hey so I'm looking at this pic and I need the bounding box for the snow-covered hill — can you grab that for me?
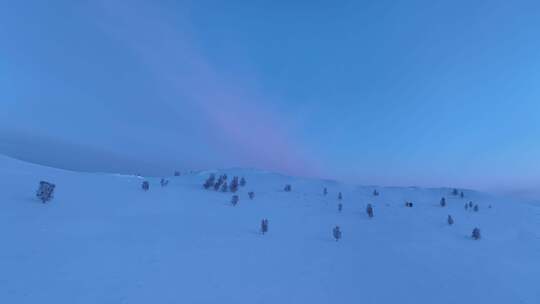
[1,155,538,303]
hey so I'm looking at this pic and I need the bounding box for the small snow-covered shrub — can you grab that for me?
[203,174,216,189]
[473,204,479,212]
[338,192,343,200]
[248,192,255,200]
[36,181,55,203]
[230,176,239,193]
[440,197,446,207]
[472,227,481,240]
[174,171,180,176]
[261,219,268,234]
[231,195,239,206]
[338,203,343,212]
[333,226,342,241]
[284,184,292,192]
[240,177,246,187]
[160,178,169,187]
[373,189,379,196]
[214,177,223,191]
[366,204,374,218]
[323,187,328,196]
[142,181,150,191]
[447,215,454,225]
[221,182,228,192]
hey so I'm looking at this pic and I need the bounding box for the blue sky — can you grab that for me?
[1,0,539,192]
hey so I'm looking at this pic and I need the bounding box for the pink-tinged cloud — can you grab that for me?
[93,0,320,177]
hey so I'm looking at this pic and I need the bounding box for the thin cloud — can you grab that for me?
[93,0,319,177]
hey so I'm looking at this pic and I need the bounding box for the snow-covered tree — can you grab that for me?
[464,203,469,210]
[338,192,343,200]
[472,227,481,240]
[248,191,255,200]
[366,204,374,218]
[447,215,454,225]
[213,180,222,191]
[221,182,228,192]
[333,226,342,241]
[160,178,169,187]
[460,191,464,198]
[174,171,180,176]
[142,181,150,191]
[240,177,246,187]
[323,187,328,196]
[440,197,446,207]
[203,174,216,189]
[261,219,268,234]
[284,184,292,192]
[473,204,479,212]
[452,188,459,196]
[338,203,343,212]
[405,202,413,207]
[373,189,379,196]
[36,181,55,203]
[230,176,239,193]
[231,195,239,206]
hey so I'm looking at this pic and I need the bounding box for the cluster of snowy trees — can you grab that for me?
[138,178,169,191]
[443,199,482,239]
[452,188,465,198]
[443,197,483,239]
[464,201,479,212]
[203,174,247,193]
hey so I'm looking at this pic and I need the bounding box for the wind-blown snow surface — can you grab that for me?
[1,155,539,304]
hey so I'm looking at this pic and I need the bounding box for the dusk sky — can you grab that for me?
[1,0,539,192]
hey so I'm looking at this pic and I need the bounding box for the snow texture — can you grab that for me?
[0,155,539,303]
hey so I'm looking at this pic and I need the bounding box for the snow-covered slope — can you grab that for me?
[1,155,538,303]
